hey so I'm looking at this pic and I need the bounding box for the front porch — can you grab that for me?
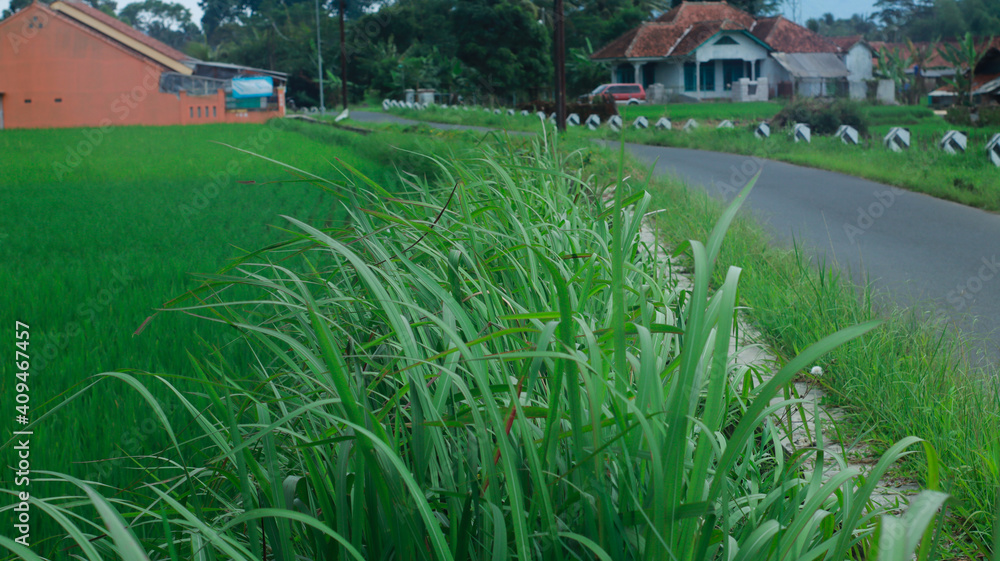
[611,57,768,100]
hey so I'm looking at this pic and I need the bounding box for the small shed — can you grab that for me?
[770,52,849,97]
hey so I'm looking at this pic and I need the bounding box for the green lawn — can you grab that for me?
[0,120,469,552]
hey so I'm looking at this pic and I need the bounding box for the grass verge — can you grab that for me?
[381,102,1000,210]
[637,155,1000,556]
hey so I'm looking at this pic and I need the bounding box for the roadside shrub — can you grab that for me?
[944,105,1000,127]
[771,98,870,135]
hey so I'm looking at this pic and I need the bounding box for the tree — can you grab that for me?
[1,0,31,20]
[876,44,913,102]
[941,31,993,105]
[567,38,609,96]
[83,0,119,16]
[453,0,552,100]
[805,13,878,38]
[119,0,202,49]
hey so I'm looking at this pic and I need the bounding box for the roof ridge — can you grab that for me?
[666,25,693,57]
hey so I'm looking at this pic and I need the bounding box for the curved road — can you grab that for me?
[352,111,1000,363]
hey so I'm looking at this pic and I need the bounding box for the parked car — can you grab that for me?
[580,83,646,105]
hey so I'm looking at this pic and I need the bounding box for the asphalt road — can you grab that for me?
[352,110,1000,363]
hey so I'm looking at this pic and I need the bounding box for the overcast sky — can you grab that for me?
[2,0,881,36]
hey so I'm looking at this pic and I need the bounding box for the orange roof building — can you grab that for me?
[0,1,287,129]
[592,1,870,99]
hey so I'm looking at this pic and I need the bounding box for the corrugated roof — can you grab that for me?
[974,74,1000,94]
[752,16,840,53]
[56,0,192,64]
[771,52,850,78]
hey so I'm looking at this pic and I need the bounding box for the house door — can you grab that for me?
[0,94,5,130]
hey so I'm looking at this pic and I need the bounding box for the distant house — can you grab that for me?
[828,36,874,100]
[591,1,868,100]
[874,38,1000,105]
[972,39,1000,103]
[0,1,287,129]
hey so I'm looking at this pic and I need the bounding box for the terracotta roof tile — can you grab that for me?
[752,16,840,53]
[828,35,863,50]
[627,24,689,58]
[655,1,754,28]
[58,0,192,63]
[592,26,641,59]
[593,1,838,61]
[670,20,747,56]
[869,41,953,69]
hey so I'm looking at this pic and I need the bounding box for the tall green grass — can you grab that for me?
[2,133,949,559]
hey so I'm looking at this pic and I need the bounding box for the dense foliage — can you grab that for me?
[4,0,999,106]
[944,105,1000,126]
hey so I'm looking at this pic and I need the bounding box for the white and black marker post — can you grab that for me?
[793,123,811,143]
[884,127,911,152]
[940,130,968,154]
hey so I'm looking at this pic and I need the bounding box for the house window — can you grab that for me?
[700,62,715,91]
[190,107,194,118]
[24,99,31,103]
[714,35,739,45]
[213,106,217,118]
[684,62,696,91]
[723,60,745,90]
[55,98,62,103]
[198,107,202,118]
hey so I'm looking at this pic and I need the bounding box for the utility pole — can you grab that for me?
[316,0,324,114]
[554,0,566,131]
[340,0,348,109]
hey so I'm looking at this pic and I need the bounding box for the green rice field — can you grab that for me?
[0,120,466,552]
